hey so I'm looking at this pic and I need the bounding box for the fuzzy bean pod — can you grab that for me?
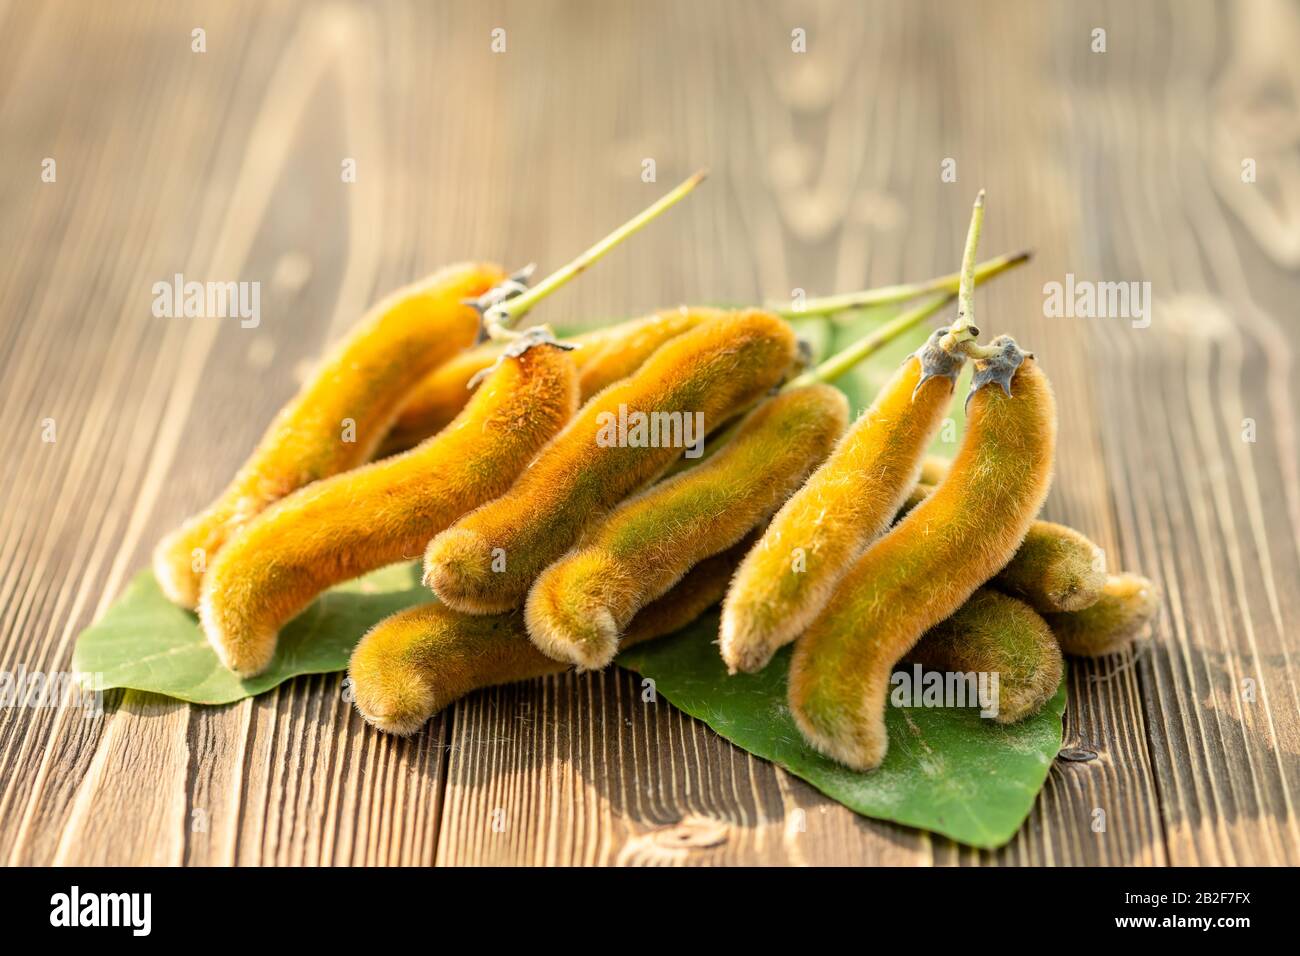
[375,341,506,457]
[906,589,1064,724]
[896,482,933,515]
[424,310,799,614]
[1045,572,1159,656]
[154,262,505,607]
[351,542,746,735]
[375,312,696,456]
[789,336,1057,770]
[902,480,1108,613]
[918,455,952,486]
[573,307,722,397]
[200,339,578,677]
[993,520,1107,612]
[719,329,964,674]
[526,384,847,669]
[379,310,723,458]
[619,541,750,646]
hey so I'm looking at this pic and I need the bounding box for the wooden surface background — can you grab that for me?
[2,0,1298,866]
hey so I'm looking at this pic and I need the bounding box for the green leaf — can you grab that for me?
[73,562,427,705]
[618,612,1067,849]
[76,565,1065,847]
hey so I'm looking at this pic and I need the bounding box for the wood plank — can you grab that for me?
[0,0,1296,866]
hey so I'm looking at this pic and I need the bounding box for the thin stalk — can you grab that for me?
[784,292,954,390]
[484,169,708,340]
[954,189,986,338]
[770,247,1028,319]
[940,190,1001,359]
[665,245,1026,473]
[526,245,1028,347]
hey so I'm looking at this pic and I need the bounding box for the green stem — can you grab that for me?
[784,292,954,390]
[773,247,1026,319]
[675,238,1027,469]
[485,170,708,339]
[939,190,1001,358]
[954,189,986,337]
[781,220,1030,389]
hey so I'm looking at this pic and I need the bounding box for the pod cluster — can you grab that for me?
[154,255,1159,774]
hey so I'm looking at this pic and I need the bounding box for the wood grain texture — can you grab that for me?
[1,0,1297,866]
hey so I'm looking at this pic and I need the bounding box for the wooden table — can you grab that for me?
[2,0,1297,866]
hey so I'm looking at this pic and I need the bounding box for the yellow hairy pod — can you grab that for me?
[902,482,1107,613]
[906,589,1064,724]
[573,306,722,396]
[897,483,932,515]
[424,310,799,615]
[526,384,848,670]
[619,542,749,646]
[994,520,1107,612]
[350,543,745,736]
[719,329,965,674]
[918,455,952,486]
[789,336,1057,770]
[200,339,578,677]
[154,262,505,608]
[374,342,506,457]
[1045,572,1160,657]
[378,308,722,456]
